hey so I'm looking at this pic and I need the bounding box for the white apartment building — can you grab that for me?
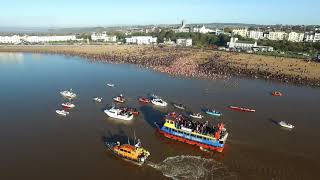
[0,35,78,44]
[91,32,117,42]
[265,31,287,41]
[227,37,256,49]
[176,38,192,46]
[232,28,248,37]
[22,35,77,43]
[0,35,22,44]
[248,30,264,40]
[305,32,320,42]
[287,32,304,42]
[192,25,214,34]
[125,36,157,45]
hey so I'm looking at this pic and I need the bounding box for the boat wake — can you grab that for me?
[147,155,237,180]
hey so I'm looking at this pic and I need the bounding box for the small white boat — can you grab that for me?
[60,89,76,99]
[107,83,115,87]
[151,98,167,107]
[56,109,69,116]
[113,94,126,103]
[173,103,186,110]
[279,121,294,129]
[93,97,103,102]
[61,102,75,108]
[104,107,134,121]
[189,113,203,119]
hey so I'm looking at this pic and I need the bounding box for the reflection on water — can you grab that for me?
[0,52,24,64]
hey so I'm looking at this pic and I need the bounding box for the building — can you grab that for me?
[174,20,190,33]
[0,35,21,44]
[163,38,175,45]
[176,38,192,47]
[305,32,320,42]
[248,30,264,40]
[265,31,287,41]
[125,36,157,45]
[0,35,79,44]
[227,37,273,52]
[227,37,256,50]
[22,35,77,43]
[232,28,248,37]
[287,32,304,42]
[192,25,214,34]
[91,32,117,42]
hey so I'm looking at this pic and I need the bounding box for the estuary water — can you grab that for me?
[0,52,319,180]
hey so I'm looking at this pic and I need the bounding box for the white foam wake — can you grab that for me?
[147,155,237,180]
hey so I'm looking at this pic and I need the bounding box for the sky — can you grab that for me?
[0,0,319,27]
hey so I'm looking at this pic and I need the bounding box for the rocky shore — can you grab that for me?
[1,45,319,87]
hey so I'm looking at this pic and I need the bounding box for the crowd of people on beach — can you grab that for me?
[5,46,319,87]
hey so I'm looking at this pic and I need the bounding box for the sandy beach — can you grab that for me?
[1,45,320,87]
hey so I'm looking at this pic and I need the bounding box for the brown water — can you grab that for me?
[0,52,319,180]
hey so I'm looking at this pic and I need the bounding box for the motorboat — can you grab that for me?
[113,94,126,103]
[173,103,186,110]
[56,109,69,116]
[105,139,150,165]
[151,98,167,107]
[278,121,294,129]
[272,91,283,96]
[107,83,115,87]
[104,107,133,121]
[93,97,103,102]
[120,107,140,116]
[60,89,76,99]
[206,110,222,117]
[138,97,150,104]
[61,102,75,108]
[229,106,255,112]
[189,113,203,119]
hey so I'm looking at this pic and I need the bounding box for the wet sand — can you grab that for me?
[1,45,320,87]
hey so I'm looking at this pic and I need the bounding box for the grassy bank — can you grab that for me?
[1,45,320,87]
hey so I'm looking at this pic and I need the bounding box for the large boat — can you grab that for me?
[229,106,255,112]
[104,107,133,121]
[120,107,140,116]
[151,98,167,107]
[105,139,150,165]
[60,89,76,99]
[156,112,228,152]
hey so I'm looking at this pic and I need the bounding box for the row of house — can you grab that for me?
[232,28,320,42]
[0,35,80,44]
[124,36,193,46]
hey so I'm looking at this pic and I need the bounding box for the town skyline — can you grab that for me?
[1,0,320,27]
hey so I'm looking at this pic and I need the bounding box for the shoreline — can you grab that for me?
[1,45,320,87]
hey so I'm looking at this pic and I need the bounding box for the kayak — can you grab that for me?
[229,106,255,112]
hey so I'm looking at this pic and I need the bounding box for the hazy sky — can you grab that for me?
[1,0,319,27]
